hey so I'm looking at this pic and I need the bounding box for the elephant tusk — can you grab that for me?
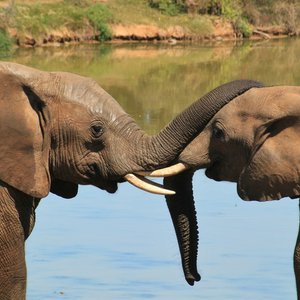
[124,174,176,195]
[135,163,189,177]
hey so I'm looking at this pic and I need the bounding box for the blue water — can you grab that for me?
[26,171,298,299]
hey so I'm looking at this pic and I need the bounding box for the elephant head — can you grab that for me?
[178,85,300,200]
[164,85,300,284]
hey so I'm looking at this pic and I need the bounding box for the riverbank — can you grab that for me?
[0,0,299,49]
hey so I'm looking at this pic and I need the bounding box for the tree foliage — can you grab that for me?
[148,0,299,35]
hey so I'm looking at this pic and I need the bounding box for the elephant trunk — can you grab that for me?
[156,81,264,285]
[116,80,264,196]
[139,80,264,170]
[164,171,200,285]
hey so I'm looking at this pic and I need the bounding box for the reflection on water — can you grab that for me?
[4,39,300,299]
[8,38,300,134]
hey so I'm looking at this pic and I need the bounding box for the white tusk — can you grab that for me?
[124,174,175,195]
[135,163,189,177]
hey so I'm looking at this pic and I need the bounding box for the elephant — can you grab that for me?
[0,61,262,299]
[162,85,300,296]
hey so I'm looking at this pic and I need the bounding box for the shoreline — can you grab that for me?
[1,0,299,50]
[7,21,294,49]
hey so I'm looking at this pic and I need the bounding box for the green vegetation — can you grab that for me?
[0,0,299,51]
[0,28,12,55]
[0,0,113,44]
[149,0,185,16]
[86,4,113,41]
[147,0,300,36]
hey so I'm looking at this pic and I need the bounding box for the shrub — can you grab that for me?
[148,0,185,16]
[0,29,12,54]
[86,4,113,41]
[274,2,298,34]
[234,17,252,37]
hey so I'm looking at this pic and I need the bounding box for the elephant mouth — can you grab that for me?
[205,160,221,181]
[89,163,178,195]
[94,178,119,194]
[87,164,120,193]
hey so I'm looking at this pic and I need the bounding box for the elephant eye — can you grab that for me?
[212,126,224,140]
[91,123,104,138]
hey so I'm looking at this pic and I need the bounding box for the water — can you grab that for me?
[4,38,300,299]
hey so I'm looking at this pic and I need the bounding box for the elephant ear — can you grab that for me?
[0,72,50,198]
[238,115,300,201]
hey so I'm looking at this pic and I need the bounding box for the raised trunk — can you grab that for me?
[164,171,200,285]
[141,80,263,169]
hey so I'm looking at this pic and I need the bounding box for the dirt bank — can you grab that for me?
[111,19,236,42]
[10,19,291,48]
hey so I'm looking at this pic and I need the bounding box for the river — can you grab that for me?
[4,38,300,299]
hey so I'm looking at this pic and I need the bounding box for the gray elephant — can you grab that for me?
[0,62,262,299]
[163,85,300,296]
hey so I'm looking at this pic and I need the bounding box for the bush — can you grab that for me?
[274,2,298,34]
[241,0,299,28]
[148,0,185,16]
[0,29,12,54]
[86,4,113,41]
[235,17,252,37]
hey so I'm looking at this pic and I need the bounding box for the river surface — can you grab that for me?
[4,38,300,299]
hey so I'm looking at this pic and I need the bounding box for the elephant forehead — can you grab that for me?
[57,72,126,121]
[0,62,128,122]
[237,86,300,115]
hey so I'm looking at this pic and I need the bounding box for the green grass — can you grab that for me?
[108,0,213,34]
[0,0,298,47]
[0,1,114,40]
[86,4,113,41]
[0,0,214,42]
[0,28,12,54]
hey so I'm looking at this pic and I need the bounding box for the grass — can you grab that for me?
[0,0,299,53]
[86,3,113,41]
[0,28,12,55]
[108,0,213,32]
[0,0,114,41]
[0,0,214,40]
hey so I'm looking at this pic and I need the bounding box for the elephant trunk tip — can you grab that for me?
[185,272,201,286]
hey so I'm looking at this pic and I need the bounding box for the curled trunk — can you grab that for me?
[141,80,264,169]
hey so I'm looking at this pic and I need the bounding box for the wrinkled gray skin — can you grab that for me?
[0,62,261,299]
[167,86,300,296]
